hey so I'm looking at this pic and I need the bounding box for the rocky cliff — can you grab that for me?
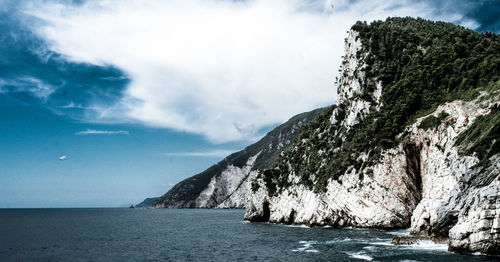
[153,108,322,208]
[245,17,500,254]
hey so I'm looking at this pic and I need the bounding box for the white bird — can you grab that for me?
[59,155,67,160]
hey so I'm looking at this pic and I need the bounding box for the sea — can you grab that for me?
[0,208,498,262]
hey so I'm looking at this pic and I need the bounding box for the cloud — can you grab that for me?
[21,0,481,143]
[0,77,57,101]
[76,129,129,135]
[162,149,237,158]
[59,102,88,109]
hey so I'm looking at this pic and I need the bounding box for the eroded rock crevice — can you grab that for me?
[261,201,271,222]
[403,140,423,203]
[248,201,271,222]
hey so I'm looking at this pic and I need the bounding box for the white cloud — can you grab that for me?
[24,0,478,142]
[0,76,57,100]
[76,129,129,135]
[162,149,237,158]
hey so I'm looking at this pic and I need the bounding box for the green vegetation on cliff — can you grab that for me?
[418,111,450,130]
[455,104,500,166]
[258,17,500,195]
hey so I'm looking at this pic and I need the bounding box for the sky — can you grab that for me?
[1,0,499,208]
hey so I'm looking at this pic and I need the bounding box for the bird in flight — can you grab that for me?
[59,155,67,161]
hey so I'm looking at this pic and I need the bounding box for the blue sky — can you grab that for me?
[1,0,499,207]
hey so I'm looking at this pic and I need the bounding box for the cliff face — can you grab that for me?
[245,18,500,254]
[153,108,322,208]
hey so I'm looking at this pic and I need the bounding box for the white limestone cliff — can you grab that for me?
[217,170,259,208]
[244,29,500,254]
[195,154,259,208]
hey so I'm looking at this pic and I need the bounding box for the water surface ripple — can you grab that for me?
[0,209,498,261]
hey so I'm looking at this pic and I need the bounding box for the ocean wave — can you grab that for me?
[369,241,393,246]
[292,240,319,253]
[284,224,310,228]
[325,237,352,244]
[346,251,373,261]
[400,240,448,251]
[371,239,448,252]
[363,245,376,251]
[386,228,411,236]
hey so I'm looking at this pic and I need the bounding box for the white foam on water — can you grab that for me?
[363,245,376,251]
[325,237,352,244]
[346,227,366,231]
[292,240,319,253]
[401,240,448,251]
[386,228,411,236]
[284,224,310,228]
[364,237,388,243]
[370,241,393,246]
[346,251,373,261]
[371,239,448,252]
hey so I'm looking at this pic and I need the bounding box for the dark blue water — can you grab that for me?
[0,209,498,261]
